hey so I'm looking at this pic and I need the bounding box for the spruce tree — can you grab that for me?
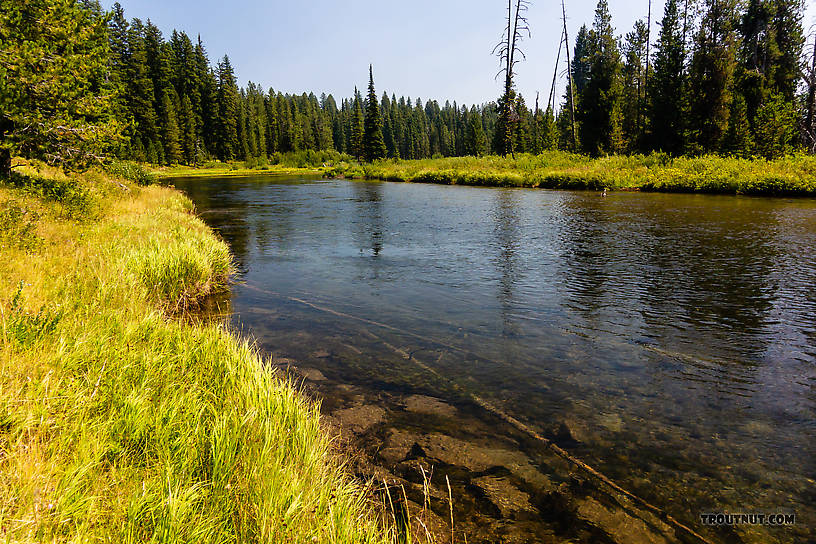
[362,66,387,162]
[180,94,197,164]
[754,91,798,158]
[621,20,648,151]
[215,56,239,160]
[351,88,364,161]
[649,0,687,154]
[687,0,739,153]
[0,0,124,172]
[465,108,487,156]
[722,93,754,157]
[578,0,625,155]
[160,88,182,164]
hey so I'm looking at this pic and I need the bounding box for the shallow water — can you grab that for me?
[173,175,815,543]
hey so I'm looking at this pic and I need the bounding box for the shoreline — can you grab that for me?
[328,152,816,197]
[0,163,394,542]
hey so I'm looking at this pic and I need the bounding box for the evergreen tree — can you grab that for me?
[769,0,805,102]
[214,56,239,160]
[649,0,687,154]
[351,88,364,161]
[753,90,798,158]
[722,93,754,157]
[687,0,739,152]
[541,107,559,151]
[160,88,182,163]
[180,94,197,164]
[0,0,124,173]
[465,108,487,156]
[621,20,649,151]
[578,0,625,155]
[363,65,388,162]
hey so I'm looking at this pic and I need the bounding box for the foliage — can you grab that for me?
[363,67,387,162]
[577,0,625,155]
[358,152,816,196]
[0,0,125,172]
[105,160,157,186]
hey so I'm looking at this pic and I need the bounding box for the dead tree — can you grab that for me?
[805,33,816,152]
[562,0,578,149]
[494,0,531,157]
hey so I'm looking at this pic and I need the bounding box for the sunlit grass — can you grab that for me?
[0,162,401,543]
[338,152,816,196]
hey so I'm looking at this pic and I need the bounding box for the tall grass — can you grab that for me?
[0,163,397,543]
[343,152,816,196]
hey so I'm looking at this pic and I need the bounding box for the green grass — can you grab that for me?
[151,150,355,179]
[0,161,398,543]
[334,152,816,196]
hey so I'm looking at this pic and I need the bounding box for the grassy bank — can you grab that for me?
[152,164,321,179]
[330,152,816,196]
[0,162,392,542]
[149,150,355,180]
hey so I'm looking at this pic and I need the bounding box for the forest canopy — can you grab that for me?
[1,0,815,174]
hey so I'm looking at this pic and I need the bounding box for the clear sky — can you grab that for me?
[103,0,816,107]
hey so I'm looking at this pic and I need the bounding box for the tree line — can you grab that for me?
[1,0,815,175]
[548,0,812,159]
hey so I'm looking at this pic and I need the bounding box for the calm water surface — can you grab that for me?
[174,175,815,542]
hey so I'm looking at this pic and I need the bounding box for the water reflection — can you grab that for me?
[491,190,522,339]
[352,181,384,258]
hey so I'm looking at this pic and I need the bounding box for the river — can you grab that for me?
[172,174,815,544]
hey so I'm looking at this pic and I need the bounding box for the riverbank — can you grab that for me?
[152,164,321,179]
[0,162,392,542]
[329,153,816,196]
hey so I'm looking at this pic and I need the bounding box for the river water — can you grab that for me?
[172,175,815,543]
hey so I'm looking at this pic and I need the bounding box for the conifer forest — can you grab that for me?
[1,0,815,173]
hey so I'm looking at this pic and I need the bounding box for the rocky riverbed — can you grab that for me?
[271,354,701,544]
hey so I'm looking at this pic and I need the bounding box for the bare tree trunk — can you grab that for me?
[642,0,652,137]
[548,30,565,112]
[805,37,816,152]
[562,0,578,149]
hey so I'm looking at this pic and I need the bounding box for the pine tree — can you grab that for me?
[465,108,487,156]
[578,0,625,155]
[0,0,124,173]
[687,0,739,152]
[362,66,387,162]
[649,0,687,154]
[722,93,754,157]
[351,88,364,161]
[214,56,239,160]
[754,90,798,158]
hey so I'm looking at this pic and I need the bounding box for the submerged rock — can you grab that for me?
[333,405,386,434]
[471,475,536,518]
[402,394,457,418]
[299,367,327,381]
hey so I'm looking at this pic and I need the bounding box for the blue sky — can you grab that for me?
[103,0,816,107]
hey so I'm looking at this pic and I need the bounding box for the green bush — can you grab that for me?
[105,160,156,186]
